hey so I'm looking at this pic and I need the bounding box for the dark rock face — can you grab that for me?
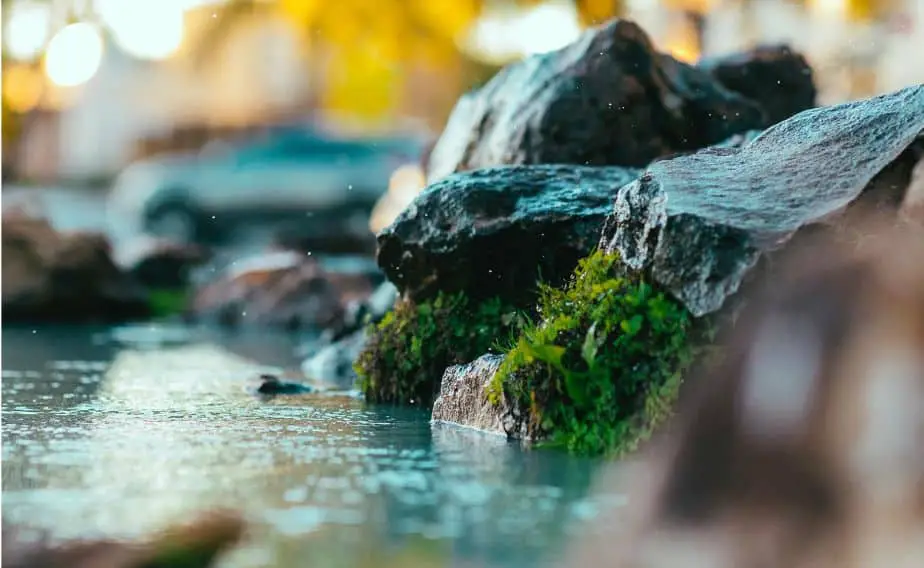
[698,44,816,126]
[117,236,212,289]
[427,19,765,182]
[189,251,382,330]
[378,165,640,303]
[2,213,150,323]
[599,84,924,317]
[431,354,527,439]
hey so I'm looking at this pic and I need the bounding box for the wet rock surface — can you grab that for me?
[2,212,150,323]
[378,165,640,303]
[431,354,527,439]
[427,19,764,182]
[599,84,924,317]
[698,44,816,126]
[189,251,382,330]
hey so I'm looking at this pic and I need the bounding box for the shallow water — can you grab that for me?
[1,324,624,568]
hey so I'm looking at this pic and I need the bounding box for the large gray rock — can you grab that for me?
[600,84,924,317]
[698,44,816,126]
[377,164,640,304]
[427,19,764,182]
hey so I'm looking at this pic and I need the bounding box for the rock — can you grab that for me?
[300,329,368,388]
[698,44,816,126]
[116,235,212,289]
[571,226,924,568]
[300,282,398,388]
[431,354,527,439]
[245,373,314,396]
[189,250,381,330]
[2,212,150,323]
[2,510,244,568]
[377,164,641,303]
[599,84,924,317]
[427,19,765,182]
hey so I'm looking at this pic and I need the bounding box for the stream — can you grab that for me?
[1,323,625,568]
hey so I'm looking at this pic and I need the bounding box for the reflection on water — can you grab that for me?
[1,325,623,568]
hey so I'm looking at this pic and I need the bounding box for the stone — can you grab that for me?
[2,510,244,568]
[245,373,314,396]
[377,164,641,304]
[189,250,381,330]
[300,329,368,389]
[698,44,816,126]
[431,354,527,439]
[2,212,150,323]
[599,84,924,317]
[299,282,398,388]
[427,19,765,182]
[116,235,212,289]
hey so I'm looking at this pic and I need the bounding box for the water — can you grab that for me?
[1,324,625,568]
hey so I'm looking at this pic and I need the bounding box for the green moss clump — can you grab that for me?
[355,292,524,406]
[489,250,701,456]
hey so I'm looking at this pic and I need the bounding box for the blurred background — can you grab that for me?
[2,0,923,249]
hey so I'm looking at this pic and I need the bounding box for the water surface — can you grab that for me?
[1,324,624,568]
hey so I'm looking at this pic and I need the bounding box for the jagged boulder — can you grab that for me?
[698,44,816,126]
[427,19,765,182]
[599,84,924,317]
[377,165,640,304]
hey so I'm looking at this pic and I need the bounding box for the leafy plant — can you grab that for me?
[489,250,702,456]
[355,291,525,406]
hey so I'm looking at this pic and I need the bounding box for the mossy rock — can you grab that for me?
[489,250,707,456]
[355,292,525,406]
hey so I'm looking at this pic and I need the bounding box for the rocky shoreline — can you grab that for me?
[4,18,922,460]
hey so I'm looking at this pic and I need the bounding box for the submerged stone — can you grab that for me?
[377,164,640,304]
[427,19,764,182]
[246,373,314,396]
[698,44,816,126]
[599,84,924,317]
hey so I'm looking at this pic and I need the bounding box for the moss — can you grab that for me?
[489,250,704,456]
[355,291,525,406]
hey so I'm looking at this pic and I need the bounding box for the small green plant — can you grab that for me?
[355,291,525,406]
[489,250,701,456]
[148,288,190,318]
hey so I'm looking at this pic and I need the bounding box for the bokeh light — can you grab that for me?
[96,0,186,60]
[44,23,105,87]
[3,2,51,60]
[2,64,46,113]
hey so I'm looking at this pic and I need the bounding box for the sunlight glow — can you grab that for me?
[97,0,186,60]
[44,23,105,87]
[3,2,51,60]
[463,0,582,63]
